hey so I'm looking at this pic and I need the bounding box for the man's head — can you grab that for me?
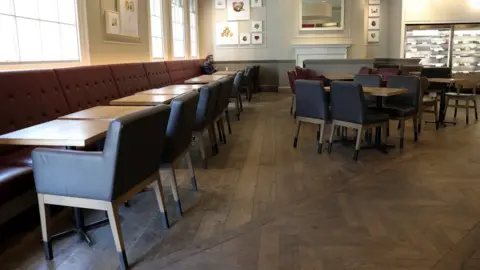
[206,55,214,63]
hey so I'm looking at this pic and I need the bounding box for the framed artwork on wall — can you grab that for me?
[215,0,226,9]
[251,0,262,7]
[227,0,251,21]
[251,21,262,32]
[368,0,380,4]
[216,22,239,45]
[368,30,380,43]
[368,18,379,30]
[239,33,251,44]
[105,10,120,35]
[251,32,263,44]
[368,5,380,17]
[118,0,139,37]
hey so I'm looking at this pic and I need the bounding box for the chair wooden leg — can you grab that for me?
[238,93,243,112]
[153,173,169,229]
[454,100,458,119]
[208,124,218,155]
[434,101,439,130]
[328,123,336,154]
[418,112,423,134]
[318,123,325,154]
[290,95,294,115]
[185,151,197,191]
[466,100,470,124]
[195,133,208,169]
[293,121,301,148]
[413,116,418,142]
[474,98,478,121]
[354,127,363,161]
[38,194,53,260]
[220,119,227,144]
[399,119,405,149]
[168,167,183,217]
[216,121,223,143]
[235,98,240,120]
[382,122,388,144]
[225,110,232,134]
[316,125,321,141]
[106,204,128,270]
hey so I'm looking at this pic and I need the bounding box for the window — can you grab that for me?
[150,0,164,59]
[0,0,80,63]
[189,0,198,58]
[171,0,185,58]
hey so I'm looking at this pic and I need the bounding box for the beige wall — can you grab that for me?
[403,0,480,23]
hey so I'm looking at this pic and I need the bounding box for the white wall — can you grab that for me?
[403,0,480,23]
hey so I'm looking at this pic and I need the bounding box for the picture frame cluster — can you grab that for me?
[367,0,380,43]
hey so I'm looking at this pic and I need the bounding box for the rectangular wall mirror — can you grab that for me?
[300,0,345,31]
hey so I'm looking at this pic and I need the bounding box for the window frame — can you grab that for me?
[171,0,186,59]
[189,0,199,59]
[149,0,165,60]
[0,0,86,69]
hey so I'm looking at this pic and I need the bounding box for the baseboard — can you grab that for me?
[278,86,291,94]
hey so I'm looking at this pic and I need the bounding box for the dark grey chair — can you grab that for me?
[230,71,244,120]
[382,75,421,149]
[33,105,171,270]
[293,80,330,153]
[242,66,254,102]
[214,76,234,144]
[327,82,390,160]
[418,76,439,132]
[160,91,200,217]
[193,82,220,168]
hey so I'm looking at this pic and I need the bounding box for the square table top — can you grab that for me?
[136,84,204,95]
[427,78,467,84]
[324,86,408,97]
[0,120,110,147]
[59,106,149,120]
[184,75,226,84]
[325,74,355,80]
[215,70,239,76]
[110,94,178,106]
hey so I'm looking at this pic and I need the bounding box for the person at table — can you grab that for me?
[203,54,217,75]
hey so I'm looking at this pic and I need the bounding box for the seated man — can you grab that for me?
[203,55,217,75]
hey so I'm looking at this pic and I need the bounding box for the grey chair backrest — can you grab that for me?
[330,82,367,124]
[420,76,429,96]
[215,76,234,117]
[385,75,421,110]
[106,105,171,199]
[295,80,330,120]
[162,91,200,163]
[243,66,253,85]
[354,74,383,87]
[231,71,244,97]
[194,82,220,130]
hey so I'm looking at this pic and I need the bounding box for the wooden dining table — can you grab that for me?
[184,74,226,84]
[110,94,178,106]
[59,106,149,120]
[215,70,239,76]
[136,84,203,95]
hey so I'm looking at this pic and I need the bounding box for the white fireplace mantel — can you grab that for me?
[292,44,351,66]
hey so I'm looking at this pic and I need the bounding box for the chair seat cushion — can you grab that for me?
[0,166,34,205]
[379,105,416,117]
[364,109,390,124]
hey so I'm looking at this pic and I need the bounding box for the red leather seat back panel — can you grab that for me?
[143,62,172,88]
[109,63,150,97]
[165,61,187,84]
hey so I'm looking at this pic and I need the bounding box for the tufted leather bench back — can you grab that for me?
[183,60,203,79]
[143,62,173,89]
[55,66,120,112]
[109,63,150,97]
[0,70,70,154]
[165,60,187,84]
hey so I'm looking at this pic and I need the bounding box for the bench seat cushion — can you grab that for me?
[0,166,34,206]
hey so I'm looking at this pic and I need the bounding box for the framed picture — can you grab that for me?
[368,0,380,4]
[215,0,226,9]
[105,10,120,35]
[119,0,139,37]
[368,5,380,17]
[227,0,250,21]
[239,33,251,44]
[251,20,262,32]
[216,22,239,45]
[368,30,380,43]
[368,18,379,30]
[251,0,262,7]
[251,32,263,45]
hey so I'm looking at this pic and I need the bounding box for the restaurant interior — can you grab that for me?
[1,0,480,269]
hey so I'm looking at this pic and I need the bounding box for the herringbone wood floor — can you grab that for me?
[2,93,480,269]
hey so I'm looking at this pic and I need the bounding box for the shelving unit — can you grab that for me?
[404,26,451,67]
[452,24,480,74]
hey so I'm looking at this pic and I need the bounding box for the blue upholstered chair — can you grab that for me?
[192,82,220,168]
[214,76,235,143]
[160,91,200,217]
[230,71,244,120]
[293,80,331,154]
[327,82,390,160]
[33,105,171,270]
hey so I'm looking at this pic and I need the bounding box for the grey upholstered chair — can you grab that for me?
[327,82,390,160]
[215,76,235,143]
[230,71,244,120]
[193,82,220,168]
[242,66,254,101]
[33,105,171,270]
[382,75,421,149]
[160,91,200,217]
[293,80,331,154]
[354,74,383,106]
